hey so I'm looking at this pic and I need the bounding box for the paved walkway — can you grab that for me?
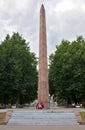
[8,110,78,126]
[0,125,85,130]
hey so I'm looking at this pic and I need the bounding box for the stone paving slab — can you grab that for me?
[8,110,79,126]
[0,109,7,112]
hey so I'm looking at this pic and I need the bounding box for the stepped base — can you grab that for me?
[8,110,79,126]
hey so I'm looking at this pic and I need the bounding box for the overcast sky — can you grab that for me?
[0,0,85,56]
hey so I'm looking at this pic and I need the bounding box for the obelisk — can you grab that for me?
[38,4,50,109]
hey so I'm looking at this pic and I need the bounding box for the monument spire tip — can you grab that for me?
[41,4,45,9]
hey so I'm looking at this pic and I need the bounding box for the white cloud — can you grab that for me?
[55,0,74,13]
[0,0,85,56]
[81,4,85,12]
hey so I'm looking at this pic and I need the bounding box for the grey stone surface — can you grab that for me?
[8,110,79,126]
[0,109,7,112]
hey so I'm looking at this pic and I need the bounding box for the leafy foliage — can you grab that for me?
[49,36,85,106]
[0,33,38,105]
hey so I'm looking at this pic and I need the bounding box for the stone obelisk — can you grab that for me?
[38,4,49,109]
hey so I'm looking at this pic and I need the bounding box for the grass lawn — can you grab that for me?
[0,112,6,124]
[80,112,85,122]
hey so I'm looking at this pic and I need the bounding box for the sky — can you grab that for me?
[0,0,85,57]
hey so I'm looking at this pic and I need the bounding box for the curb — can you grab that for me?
[0,110,13,125]
[73,109,85,125]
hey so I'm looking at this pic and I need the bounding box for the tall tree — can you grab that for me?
[0,33,38,105]
[49,36,85,106]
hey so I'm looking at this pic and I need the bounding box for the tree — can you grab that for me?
[49,36,85,106]
[0,33,38,105]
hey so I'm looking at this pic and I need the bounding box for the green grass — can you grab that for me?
[0,112,6,123]
[80,112,85,122]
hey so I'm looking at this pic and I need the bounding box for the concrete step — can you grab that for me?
[8,110,79,126]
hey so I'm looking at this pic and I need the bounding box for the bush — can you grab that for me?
[57,98,67,106]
